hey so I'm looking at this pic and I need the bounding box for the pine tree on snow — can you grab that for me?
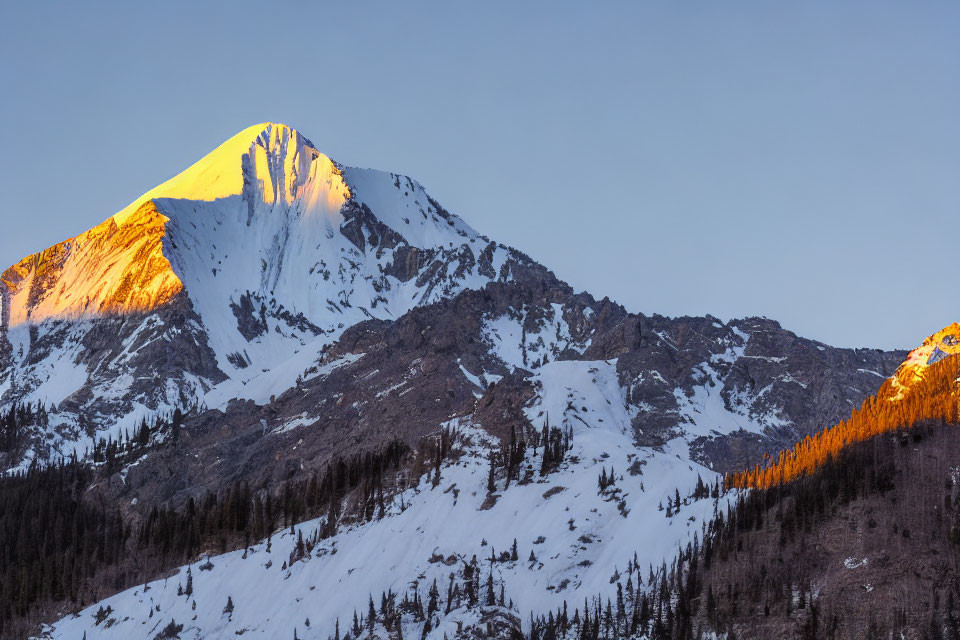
[487,452,496,493]
[446,575,455,614]
[427,579,439,617]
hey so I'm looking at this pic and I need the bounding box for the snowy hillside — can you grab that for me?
[42,360,726,640]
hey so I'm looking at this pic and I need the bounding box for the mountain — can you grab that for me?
[0,123,912,639]
[0,123,547,468]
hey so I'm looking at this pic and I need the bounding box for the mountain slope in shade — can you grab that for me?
[649,415,960,640]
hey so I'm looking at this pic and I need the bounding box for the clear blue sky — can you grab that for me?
[1,1,956,350]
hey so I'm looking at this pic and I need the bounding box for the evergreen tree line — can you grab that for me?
[1,402,189,461]
[320,551,526,640]
[0,437,411,638]
[491,420,574,492]
[523,547,703,639]
[729,353,960,489]
[661,476,720,519]
[679,420,960,639]
[0,456,124,636]
[0,401,49,453]
[90,407,184,473]
[324,535,709,640]
[137,438,410,563]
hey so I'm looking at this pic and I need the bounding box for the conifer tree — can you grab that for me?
[171,407,183,445]
[368,595,377,632]
[486,567,495,606]
[487,452,496,493]
[445,576,455,614]
[428,579,439,617]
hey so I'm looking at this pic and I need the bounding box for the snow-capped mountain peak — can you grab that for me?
[0,123,536,461]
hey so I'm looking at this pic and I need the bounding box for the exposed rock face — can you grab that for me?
[453,607,524,639]
[99,278,903,519]
[608,313,904,471]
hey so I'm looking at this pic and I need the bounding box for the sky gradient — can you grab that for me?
[0,1,956,350]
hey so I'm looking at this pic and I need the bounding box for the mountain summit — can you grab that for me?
[110,123,335,227]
